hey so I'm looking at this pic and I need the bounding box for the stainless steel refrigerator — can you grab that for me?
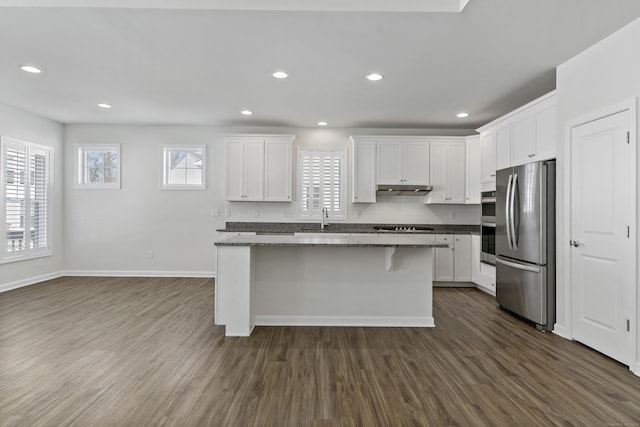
[495,160,555,331]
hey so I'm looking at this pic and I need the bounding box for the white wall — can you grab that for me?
[63,125,478,275]
[0,103,64,291]
[556,16,640,372]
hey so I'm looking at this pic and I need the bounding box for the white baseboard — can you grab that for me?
[552,324,572,340]
[254,315,435,328]
[475,284,496,296]
[63,270,216,278]
[0,271,65,293]
[0,270,216,293]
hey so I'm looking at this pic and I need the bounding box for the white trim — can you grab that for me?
[255,315,435,328]
[563,97,637,371]
[160,144,206,190]
[63,270,216,278]
[0,270,216,293]
[552,325,572,340]
[74,143,121,189]
[0,271,64,293]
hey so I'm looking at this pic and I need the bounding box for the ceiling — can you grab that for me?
[1,1,640,130]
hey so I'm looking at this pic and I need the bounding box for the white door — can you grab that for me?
[570,109,633,366]
[447,143,466,203]
[434,234,454,281]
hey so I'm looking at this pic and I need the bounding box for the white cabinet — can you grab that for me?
[453,235,472,282]
[471,234,481,284]
[511,94,556,166]
[478,262,496,295]
[481,131,496,186]
[434,234,472,282]
[434,234,454,281]
[376,138,429,185]
[226,137,264,201]
[495,121,511,171]
[465,135,481,204]
[426,140,466,204]
[264,138,293,201]
[351,137,376,203]
[225,134,294,201]
[477,91,557,179]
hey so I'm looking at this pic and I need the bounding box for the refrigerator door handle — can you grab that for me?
[496,257,540,273]
[510,173,518,250]
[506,174,513,250]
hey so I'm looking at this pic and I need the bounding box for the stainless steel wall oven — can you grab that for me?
[481,190,496,265]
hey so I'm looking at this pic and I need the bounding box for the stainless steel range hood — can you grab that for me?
[376,184,433,195]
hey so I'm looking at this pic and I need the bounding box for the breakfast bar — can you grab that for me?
[214,234,446,336]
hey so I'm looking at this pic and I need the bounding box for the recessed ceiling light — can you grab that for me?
[273,71,289,79]
[20,65,41,74]
[457,112,469,118]
[97,103,112,109]
[241,110,253,116]
[366,73,383,81]
[317,121,328,126]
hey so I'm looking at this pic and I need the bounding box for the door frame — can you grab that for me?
[562,98,637,375]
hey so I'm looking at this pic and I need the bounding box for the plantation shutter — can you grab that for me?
[299,149,345,218]
[3,142,27,253]
[30,147,49,249]
[1,136,51,261]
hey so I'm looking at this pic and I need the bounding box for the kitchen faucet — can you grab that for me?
[321,207,328,230]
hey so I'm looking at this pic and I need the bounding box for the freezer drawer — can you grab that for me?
[496,257,552,329]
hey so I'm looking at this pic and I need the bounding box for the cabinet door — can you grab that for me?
[511,113,535,167]
[471,234,481,284]
[264,139,292,201]
[495,122,511,171]
[434,234,454,281]
[376,141,403,185]
[447,143,466,203]
[535,100,556,161]
[403,141,430,185]
[465,136,481,204]
[225,139,245,201]
[427,142,448,203]
[481,131,496,183]
[352,140,376,203]
[454,235,472,282]
[244,140,264,201]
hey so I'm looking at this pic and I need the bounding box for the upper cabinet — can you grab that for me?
[510,94,556,166]
[426,139,466,204]
[225,134,294,202]
[477,91,557,189]
[376,137,429,185]
[465,135,481,204]
[350,137,377,203]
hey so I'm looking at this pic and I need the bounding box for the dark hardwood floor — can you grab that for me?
[1,276,639,426]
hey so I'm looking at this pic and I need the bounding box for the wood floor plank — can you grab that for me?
[1,277,639,426]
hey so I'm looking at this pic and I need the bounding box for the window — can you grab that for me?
[1,136,52,263]
[75,144,120,189]
[161,145,206,190]
[298,149,346,219]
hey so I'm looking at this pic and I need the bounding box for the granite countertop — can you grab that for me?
[217,222,480,235]
[215,234,449,248]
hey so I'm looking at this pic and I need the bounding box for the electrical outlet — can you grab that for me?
[253,209,260,217]
[449,210,456,220]
[210,209,220,217]
[147,250,154,258]
[225,209,231,217]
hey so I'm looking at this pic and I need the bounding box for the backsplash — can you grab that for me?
[224,196,480,225]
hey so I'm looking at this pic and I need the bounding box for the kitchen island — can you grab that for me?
[214,234,446,336]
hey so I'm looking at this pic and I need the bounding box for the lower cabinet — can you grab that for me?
[434,234,472,282]
[471,234,481,284]
[478,262,496,295]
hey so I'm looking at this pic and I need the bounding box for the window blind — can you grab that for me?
[299,149,345,218]
[1,137,51,261]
